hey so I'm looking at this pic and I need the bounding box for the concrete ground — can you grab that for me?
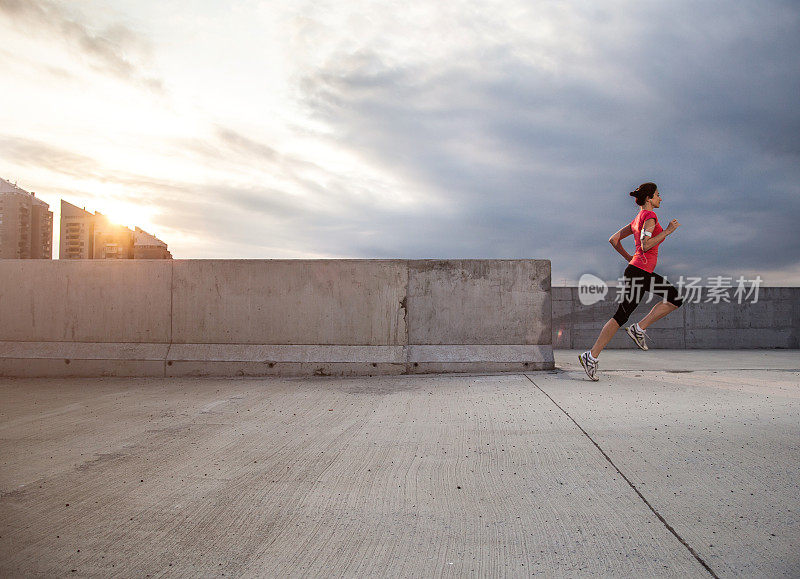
[1,352,798,577]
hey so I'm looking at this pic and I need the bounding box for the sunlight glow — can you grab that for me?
[95,200,160,234]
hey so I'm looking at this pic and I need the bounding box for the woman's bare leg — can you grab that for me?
[590,318,620,359]
[638,301,678,330]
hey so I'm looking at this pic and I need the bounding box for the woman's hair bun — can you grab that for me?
[630,182,657,205]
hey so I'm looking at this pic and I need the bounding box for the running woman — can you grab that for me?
[579,183,683,381]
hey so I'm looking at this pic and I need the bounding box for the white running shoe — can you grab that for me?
[626,324,649,350]
[578,351,599,381]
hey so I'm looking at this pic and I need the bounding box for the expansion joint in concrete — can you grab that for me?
[167,261,175,378]
[523,373,720,579]
[402,262,410,362]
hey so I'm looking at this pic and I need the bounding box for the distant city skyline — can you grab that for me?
[1,177,169,260]
[59,199,171,260]
[1,1,798,284]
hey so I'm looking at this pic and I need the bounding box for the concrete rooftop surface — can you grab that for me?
[1,351,798,577]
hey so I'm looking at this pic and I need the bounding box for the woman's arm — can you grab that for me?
[609,224,633,261]
[642,218,680,252]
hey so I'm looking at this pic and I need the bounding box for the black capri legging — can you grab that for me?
[613,264,683,326]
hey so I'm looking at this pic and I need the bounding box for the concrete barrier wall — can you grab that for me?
[0,260,173,342]
[0,259,553,377]
[553,287,800,349]
[171,260,408,345]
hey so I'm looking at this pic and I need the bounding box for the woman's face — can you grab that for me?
[651,189,662,208]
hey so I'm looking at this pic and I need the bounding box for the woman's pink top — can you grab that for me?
[629,209,661,273]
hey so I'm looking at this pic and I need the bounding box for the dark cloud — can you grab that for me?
[205,127,338,190]
[213,127,281,164]
[0,136,101,177]
[0,0,163,91]
[297,1,800,284]
[180,125,438,226]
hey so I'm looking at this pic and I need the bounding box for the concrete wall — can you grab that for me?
[553,287,800,349]
[0,259,553,377]
[0,260,173,343]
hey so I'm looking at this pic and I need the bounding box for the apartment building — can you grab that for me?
[59,200,96,259]
[60,200,171,259]
[0,178,53,259]
[134,227,172,259]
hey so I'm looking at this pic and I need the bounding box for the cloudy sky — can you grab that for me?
[1,0,798,284]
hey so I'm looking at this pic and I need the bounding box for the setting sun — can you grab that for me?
[95,201,160,235]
